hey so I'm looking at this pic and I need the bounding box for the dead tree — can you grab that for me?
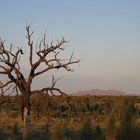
[0,26,79,139]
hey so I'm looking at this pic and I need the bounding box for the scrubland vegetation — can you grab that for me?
[0,94,140,140]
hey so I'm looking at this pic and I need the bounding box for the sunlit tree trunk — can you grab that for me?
[23,107,30,139]
[22,91,31,139]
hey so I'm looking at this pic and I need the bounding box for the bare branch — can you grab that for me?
[0,80,13,88]
[31,75,66,96]
[34,37,67,65]
[32,87,67,97]
[0,81,4,96]
[0,80,15,97]
[51,75,61,87]
[26,26,33,67]
[0,65,8,74]
[27,37,69,80]
[2,85,13,94]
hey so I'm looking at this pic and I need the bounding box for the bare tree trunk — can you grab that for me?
[22,91,31,140]
[23,107,30,139]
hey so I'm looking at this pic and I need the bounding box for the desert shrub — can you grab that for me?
[79,118,94,140]
[0,131,6,140]
[132,126,140,140]
[28,132,50,140]
[27,124,51,140]
[32,94,49,118]
[107,113,116,139]
[12,122,22,140]
[12,122,18,135]
[78,117,106,140]
[116,103,137,140]
[94,125,106,140]
[51,122,65,140]
[79,118,93,140]
[71,104,77,115]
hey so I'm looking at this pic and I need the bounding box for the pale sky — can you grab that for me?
[0,0,140,94]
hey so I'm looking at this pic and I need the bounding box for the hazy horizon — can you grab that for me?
[0,0,140,95]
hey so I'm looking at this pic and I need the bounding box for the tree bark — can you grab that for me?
[22,90,31,139]
[23,107,30,139]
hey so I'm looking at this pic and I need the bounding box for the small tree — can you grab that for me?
[0,26,79,139]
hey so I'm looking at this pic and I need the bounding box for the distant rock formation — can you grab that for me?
[73,89,126,96]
